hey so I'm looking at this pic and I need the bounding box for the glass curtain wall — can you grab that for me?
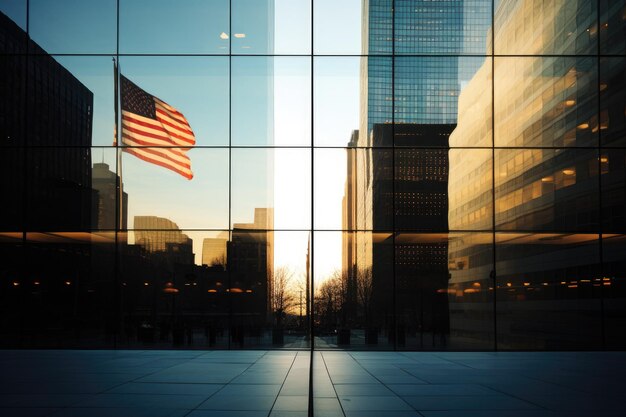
[0,0,625,350]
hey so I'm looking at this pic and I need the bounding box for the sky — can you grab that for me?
[0,0,365,285]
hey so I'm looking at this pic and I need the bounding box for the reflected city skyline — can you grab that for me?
[1,0,625,350]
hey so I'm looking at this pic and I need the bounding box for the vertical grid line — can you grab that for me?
[491,0,498,352]
[113,0,120,350]
[597,0,606,349]
[228,0,232,350]
[20,0,31,347]
[309,3,315,415]
[391,0,397,352]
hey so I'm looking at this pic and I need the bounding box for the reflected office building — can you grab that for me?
[341,0,491,349]
[449,0,626,349]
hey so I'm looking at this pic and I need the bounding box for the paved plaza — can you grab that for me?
[1,350,625,416]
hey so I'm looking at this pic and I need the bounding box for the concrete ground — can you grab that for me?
[1,350,625,416]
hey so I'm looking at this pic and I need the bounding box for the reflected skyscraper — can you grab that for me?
[133,216,194,265]
[92,162,127,230]
[202,232,229,268]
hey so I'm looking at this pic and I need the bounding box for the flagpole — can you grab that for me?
[113,57,123,231]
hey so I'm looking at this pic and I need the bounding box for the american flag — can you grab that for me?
[119,75,195,179]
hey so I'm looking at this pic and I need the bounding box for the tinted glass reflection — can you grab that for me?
[314,231,393,349]
[494,57,598,148]
[496,232,601,350]
[602,234,626,349]
[600,57,626,147]
[120,0,229,54]
[494,0,597,55]
[120,56,229,147]
[123,148,229,230]
[600,0,626,55]
[495,148,600,231]
[29,0,116,54]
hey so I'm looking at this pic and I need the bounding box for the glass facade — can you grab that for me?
[0,0,625,351]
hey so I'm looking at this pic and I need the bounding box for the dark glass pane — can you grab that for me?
[600,57,626,147]
[495,232,602,350]
[122,148,229,230]
[449,149,493,231]
[395,148,449,232]
[232,57,310,147]
[232,148,310,230]
[118,230,230,349]
[232,0,310,55]
[0,148,24,230]
[26,148,94,232]
[26,56,95,147]
[494,0,598,55]
[314,231,393,350]
[22,231,116,348]
[0,232,24,347]
[29,0,116,54]
[599,0,626,55]
[119,56,229,147]
[395,0,492,55]
[397,232,494,351]
[314,0,364,55]
[0,0,26,31]
[0,55,26,147]
[495,148,600,231]
[603,234,626,349]
[495,57,598,148]
[314,57,362,147]
[120,0,229,54]
[602,149,626,233]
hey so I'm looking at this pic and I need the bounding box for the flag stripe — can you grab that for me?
[120,75,195,180]
[124,147,193,179]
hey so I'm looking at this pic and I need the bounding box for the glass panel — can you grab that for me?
[26,56,95,147]
[314,57,361,147]
[26,148,94,232]
[232,231,310,349]
[494,57,598,147]
[395,148,449,232]
[397,232,494,351]
[314,231,393,350]
[494,0,598,55]
[602,149,626,234]
[120,0,229,54]
[232,57,310,146]
[495,232,602,350]
[118,230,230,349]
[232,0,310,55]
[394,57,489,140]
[603,234,626,349]
[1,55,26,147]
[449,149,493,231]
[0,148,23,230]
[123,148,229,230]
[29,0,116,54]
[600,0,626,55]
[359,57,393,146]
[317,148,392,231]
[495,148,600,231]
[394,0,492,55]
[600,57,626,147]
[119,56,229,147]
[232,148,310,230]
[22,231,116,348]
[314,0,364,55]
[0,232,24,347]
[0,0,26,31]
[50,56,115,147]
[91,147,119,230]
